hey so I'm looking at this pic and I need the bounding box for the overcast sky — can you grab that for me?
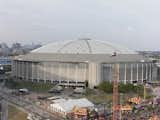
[0,0,160,50]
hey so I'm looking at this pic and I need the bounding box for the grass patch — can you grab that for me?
[98,82,144,96]
[84,82,153,108]
[84,88,112,107]
[84,89,142,108]
[8,104,27,120]
[5,79,54,93]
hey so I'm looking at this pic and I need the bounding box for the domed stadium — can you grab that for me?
[12,39,153,88]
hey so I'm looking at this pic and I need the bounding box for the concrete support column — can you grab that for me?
[27,62,29,80]
[28,62,30,80]
[146,64,148,80]
[75,64,78,82]
[50,63,53,82]
[37,64,39,82]
[11,61,14,77]
[27,62,29,81]
[149,63,152,81]
[14,61,16,77]
[142,64,144,83]
[26,62,28,81]
[24,62,26,80]
[137,64,139,82]
[18,62,20,78]
[43,63,46,83]
[110,64,112,82]
[20,62,21,79]
[131,64,133,83]
[124,64,127,84]
[50,63,53,83]
[84,63,87,82]
[18,61,20,78]
[33,63,36,82]
[17,61,19,78]
[16,61,18,78]
[15,61,16,77]
[17,61,19,77]
[85,63,89,83]
[24,62,28,80]
[58,63,61,84]
[65,64,68,84]
[14,61,16,76]
[88,63,100,88]
[20,62,22,78]
[49,63,52,82]
[17,61,18,78]
[20,62,22,79]
[66,63,69,82]
[31,62,34,82]
[24,62,25,80]
[97,64,101,85]
[23,62,25,80]
[21,62,23,79]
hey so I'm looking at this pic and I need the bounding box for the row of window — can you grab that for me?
[13,61,88,81]
[102,63,152,82]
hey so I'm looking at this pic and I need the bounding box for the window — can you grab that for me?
[102,64,113,82]
[132,63,137,81]
[119,64,125,81]
[126,64,131,82]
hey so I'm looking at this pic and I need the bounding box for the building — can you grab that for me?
[12,39,153,88]
[48,98,94,117]
[0,57,12,74]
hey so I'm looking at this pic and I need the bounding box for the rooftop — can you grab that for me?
[15,53,150,63]
[51,98,94,112]
[32,39,136,54]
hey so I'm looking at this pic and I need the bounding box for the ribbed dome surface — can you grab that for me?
[32,39,136,54]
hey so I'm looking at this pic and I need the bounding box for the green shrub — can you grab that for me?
[98,81,113,93]
[98,82,144,94]
[119,83,135,93]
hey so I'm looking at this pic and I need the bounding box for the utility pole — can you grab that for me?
[112,63,119,120]
[144,84,146,100]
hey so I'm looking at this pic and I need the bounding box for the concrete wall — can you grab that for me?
[101,62,153,84]
[12,60,88,84]
[12,60,155,89]
[88,63,101,88]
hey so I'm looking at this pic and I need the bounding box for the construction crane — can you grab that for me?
[112,63,119,120]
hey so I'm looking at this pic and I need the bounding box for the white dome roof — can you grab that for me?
[32,39,136,54]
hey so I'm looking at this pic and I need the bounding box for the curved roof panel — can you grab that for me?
[32,39,136,54]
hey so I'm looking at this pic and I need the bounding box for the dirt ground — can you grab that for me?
[8,104,28,120]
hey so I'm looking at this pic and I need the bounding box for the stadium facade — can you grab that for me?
[12,39,153,88]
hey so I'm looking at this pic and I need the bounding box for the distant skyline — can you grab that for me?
[0,0,160,50]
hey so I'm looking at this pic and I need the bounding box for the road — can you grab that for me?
[0,84,62,120]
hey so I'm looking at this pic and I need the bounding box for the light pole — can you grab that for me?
[143,81,146,100]
[119,93,123,120]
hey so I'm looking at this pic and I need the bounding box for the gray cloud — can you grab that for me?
[0,0,160,50]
